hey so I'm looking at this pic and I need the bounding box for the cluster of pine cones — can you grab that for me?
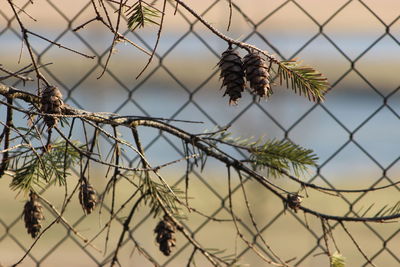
[219,47,271,104]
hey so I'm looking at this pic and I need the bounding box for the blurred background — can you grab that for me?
[0,0,399,266]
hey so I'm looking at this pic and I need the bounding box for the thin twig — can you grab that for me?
[174,0,179,15]
[11,1,37,21]
[7,0,49,88]
[135,0,167,79]
[0,143,28,153]
[110,193,147,267]
[129,237,161,267]
[173,0,277,61]
[12,211,59,266]
[187,248,197,267]
[84,187,141,248]
[326,221,341,254]
[39,194,102,252]
[321,219,331,259]
[60,117,75,212]
[98,0,124,79]
[340,222,377,267]
[104,126,121,254]
[227,166,289,267]
[0,97,13,177]
[0,65,33,82]
[226,0,232,31]
[26,30,95,59]
[89,0,151,55]
[72,16,101,32]
[237,171,288,266]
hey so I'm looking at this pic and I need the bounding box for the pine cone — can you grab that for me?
[23,192,44,238]
[154,215,176,256]
[286,194,303,213]
[79,183,97,215]
[243,51,272,98]
[40,85,64,128]
[218,48,246,105]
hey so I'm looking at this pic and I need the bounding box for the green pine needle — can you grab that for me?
[206,131,317,177]
[330,251,345,267]
[126,1,160,31]
[204,131,317,178]
[250,139,318,177]
[277,60,329,102]
[374,201,400,217]
[10,140,81,193]
[141,173,182,217]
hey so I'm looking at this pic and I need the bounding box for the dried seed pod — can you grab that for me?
[243,51,272,98]
[40,85,64,128]
[286,194,303,213]
[154,215,176,256]
[23,191,44,238]
[218,48,246,105]
[79,183,97,215]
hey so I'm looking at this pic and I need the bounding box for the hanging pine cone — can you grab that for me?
[286,194,303,213]
[218,48,246,105]
[23,191,44,238]
[243,50,272,98]
[40,85,64,128]
[154,215,176,256]
[79,182,97,215]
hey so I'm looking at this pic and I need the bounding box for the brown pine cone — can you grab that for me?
[40,85,64,128]
[79,183,97,215]
[286,194,303,213]
[23,191,44,238]
[243,51,272,98]
[218,48,246,105]
[154,215,176,256]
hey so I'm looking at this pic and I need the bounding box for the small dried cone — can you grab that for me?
[243,51,272,98]
[40,85,64,128]
[79,183,97,215]
[286,194,303,213]
[154,215,176,256]
[218,48,246,105]
[23,191,44,238]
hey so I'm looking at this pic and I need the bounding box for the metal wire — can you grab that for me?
[0,0,399,266]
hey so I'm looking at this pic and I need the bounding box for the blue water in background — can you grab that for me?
[70,82,400,182]
[1,31,399,181]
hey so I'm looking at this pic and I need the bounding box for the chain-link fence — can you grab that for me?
[0,0,399,266]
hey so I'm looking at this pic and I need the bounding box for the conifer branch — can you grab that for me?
[277,60,328,102]
[126,0,160,31]
[1,84,399,223]
[250,139,318,177]
[10,140,81,192]
[206,133,317,177]
[0,1,396,266]
[173,0,330,100]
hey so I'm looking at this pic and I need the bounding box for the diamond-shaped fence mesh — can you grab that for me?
[0,0,399,266]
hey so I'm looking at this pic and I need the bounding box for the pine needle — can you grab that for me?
[277,60,329,102]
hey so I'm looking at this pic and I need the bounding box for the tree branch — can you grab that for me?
[1,83,398,223]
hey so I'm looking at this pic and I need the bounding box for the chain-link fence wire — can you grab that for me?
[0,0,399,266]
